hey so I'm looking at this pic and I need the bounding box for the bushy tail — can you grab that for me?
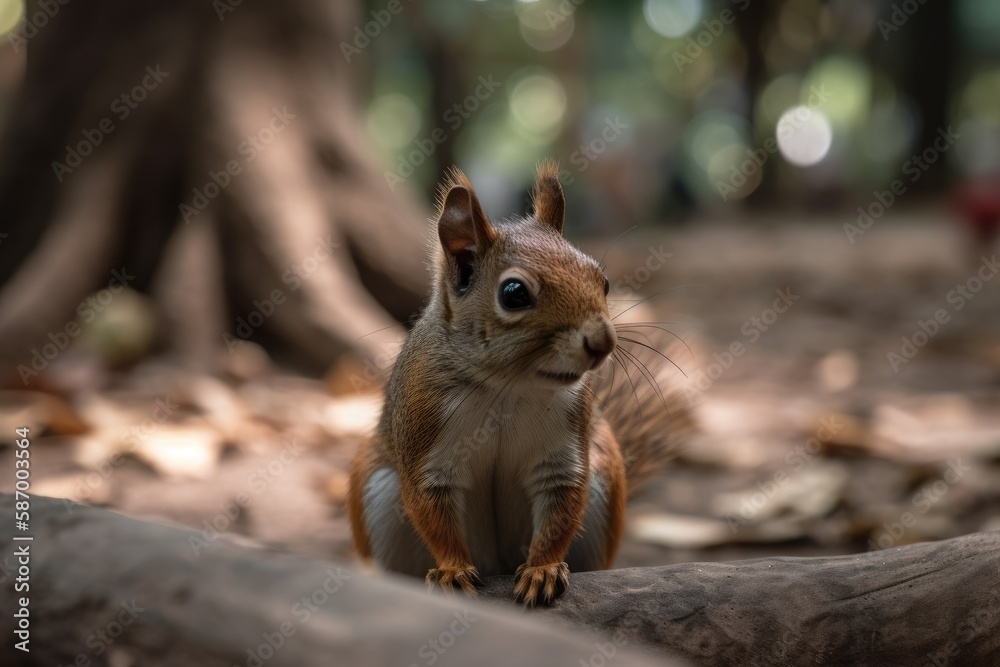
[592,335,698,496]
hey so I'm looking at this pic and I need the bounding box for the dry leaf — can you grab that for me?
[322,394,381,439]
[131,424,223,479]
[630,512,734,549]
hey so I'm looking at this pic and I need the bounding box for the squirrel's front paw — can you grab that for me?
[513,561,569,607]
[426,564,482,598]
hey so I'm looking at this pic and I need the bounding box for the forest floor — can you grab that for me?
[2,212,999,571]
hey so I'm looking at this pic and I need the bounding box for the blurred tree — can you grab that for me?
[896,0,954,190]
[733,0,771,206]
[0,0,429,376]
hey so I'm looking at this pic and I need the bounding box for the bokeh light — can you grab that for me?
[681,110,755,200]
[707,143,763,200]
[687,111,748,170]
[960,68,1000,125]
[508,70,567,137]
[0,0,23,37]
[803,56,871,129]
[757,74,802,131]
[653,41,715,94]
[516,0,575,51]
[776,105,833,167]
[366,93,422,152]
[643,0,703,39]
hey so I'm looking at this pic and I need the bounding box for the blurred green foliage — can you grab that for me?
[356,0,1000,229]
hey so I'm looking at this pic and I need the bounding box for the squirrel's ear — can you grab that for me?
[436,169,495,289]
[532,161,565,234]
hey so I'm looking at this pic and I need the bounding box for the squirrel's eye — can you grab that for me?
[603,276,610,296]
[499,278,533,310]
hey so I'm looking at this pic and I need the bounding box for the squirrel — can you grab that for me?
[348,163,691,606]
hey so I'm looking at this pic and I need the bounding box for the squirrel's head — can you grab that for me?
[432,163,616,388]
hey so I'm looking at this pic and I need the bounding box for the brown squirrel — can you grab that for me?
[348,164,690,606]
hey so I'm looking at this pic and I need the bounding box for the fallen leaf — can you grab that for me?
[33,473,114,505]
[322,394,381,439]
[131,424,223,480]
[630,512,734,549]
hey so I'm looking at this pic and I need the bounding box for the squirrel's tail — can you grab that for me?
[592,335,697,496]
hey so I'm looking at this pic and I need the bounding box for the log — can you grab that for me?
[0,495,678,667]
[3,495,999,666]
[487,533,1000,666]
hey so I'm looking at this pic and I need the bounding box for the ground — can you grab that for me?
[2,211,999,573]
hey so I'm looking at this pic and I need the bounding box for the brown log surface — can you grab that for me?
[485,534,1000,665]
[2,494,998,666]
[0,494,678,667]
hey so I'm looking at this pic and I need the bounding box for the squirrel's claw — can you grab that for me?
[513,561,569,607]
[426,564,481,598]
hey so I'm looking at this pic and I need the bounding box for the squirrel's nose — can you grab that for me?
[583,329,615,368]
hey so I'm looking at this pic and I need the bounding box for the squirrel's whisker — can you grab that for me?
[355,321,409,340]
[615,320,700,329]
[617,345,670,415]
[617,336,688,378]
[611,350,644,421]
[596,225,638,271]
[610,284,705,321]
[615,323,696,361]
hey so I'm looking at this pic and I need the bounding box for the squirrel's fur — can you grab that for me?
[348,164,692,606]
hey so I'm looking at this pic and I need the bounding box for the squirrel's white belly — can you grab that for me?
[422,384,586,576]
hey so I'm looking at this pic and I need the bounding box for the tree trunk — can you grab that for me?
[0,0,429,376]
